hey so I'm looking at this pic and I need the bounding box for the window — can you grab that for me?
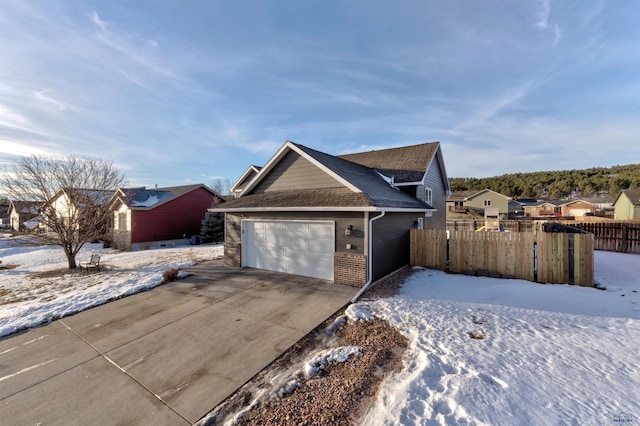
[425,188,433,205]
[118,212,128,230]
[484,199,491,207]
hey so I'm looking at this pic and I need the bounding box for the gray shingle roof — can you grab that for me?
[115,184,222,209]
[293,143,431,209]
[218,142,434,211]
[338,142,439,183]
[621,188,640,206]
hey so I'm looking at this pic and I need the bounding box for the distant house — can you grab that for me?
[212,140,449,286]
[109,184,225,250]
[613,188,640,220]
[230,165,262,198]
[8,200,41,232]
[524,199,596,218]
[41,188,116,236]
[0,203,9,228]
[446,189,511,220]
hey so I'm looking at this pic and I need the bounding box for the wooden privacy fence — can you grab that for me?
[410,229,594,286]
[565,221,640,254]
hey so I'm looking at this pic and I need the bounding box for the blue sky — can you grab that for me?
[1,1,639,189]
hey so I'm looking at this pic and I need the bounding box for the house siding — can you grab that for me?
[423,157,447,230]
[614,194,640,220]
[253,151,343,193]
[125,187,216,248]
[370,212,421,281]
[466,191,510,218]
[563,201,595,217]
[112,205,131,249]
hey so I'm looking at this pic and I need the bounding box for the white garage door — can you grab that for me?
[242,220,335,281]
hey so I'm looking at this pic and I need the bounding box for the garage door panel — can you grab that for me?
[307,253,334,280]
[308,225,335,252]
[262,254,283,272]
[243,220,334,281]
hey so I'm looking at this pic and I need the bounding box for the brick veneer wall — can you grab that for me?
[334,252,367,287]
[225,242,241,267]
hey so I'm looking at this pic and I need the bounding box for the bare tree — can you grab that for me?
[210,178,233,197]
[0,155,127,269]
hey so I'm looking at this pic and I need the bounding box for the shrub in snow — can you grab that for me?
[162,268,180,283]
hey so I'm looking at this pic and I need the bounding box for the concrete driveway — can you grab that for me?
[0,261,357,425]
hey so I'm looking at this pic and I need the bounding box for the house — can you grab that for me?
[109,184,225,250]
[613,188,640,220]
[40,188,116,236]
[0,203,9,228]
[446,189,511,220]
[523,199,596,218]
[8,200,41,231]
[212,140,449,287]
[230,165,262,198]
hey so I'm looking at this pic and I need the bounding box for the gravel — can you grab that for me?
[198,268,411,426]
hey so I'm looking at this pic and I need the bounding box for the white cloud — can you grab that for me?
[0,141,48,157]
[537,0,551,29]
[33,91,70,112]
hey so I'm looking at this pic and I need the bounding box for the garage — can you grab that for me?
[242,220,335,281]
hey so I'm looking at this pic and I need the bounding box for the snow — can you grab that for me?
[359,251,640,425]
[0,235,223,337]
[132,195,160,207]
[303,346,362,378]
[2,233,638,425]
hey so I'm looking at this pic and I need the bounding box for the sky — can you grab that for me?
[1,1,639,189]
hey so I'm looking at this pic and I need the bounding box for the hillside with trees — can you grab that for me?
[449,164,640,199]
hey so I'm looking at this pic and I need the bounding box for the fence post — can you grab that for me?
[533,242,538,283]
[568,234,574,285]
[621,225,628,253]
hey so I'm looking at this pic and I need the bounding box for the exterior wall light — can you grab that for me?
[345,225,353,236]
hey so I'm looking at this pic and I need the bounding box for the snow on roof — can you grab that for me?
[132,195,161,207]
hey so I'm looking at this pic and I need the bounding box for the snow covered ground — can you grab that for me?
[2,232,638,425]
[0,234,223,337]
[360,251,639,425]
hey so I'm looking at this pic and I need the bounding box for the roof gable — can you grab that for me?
[223,141,434,211]
[339,141,445,184]
[242,141,361,195]
[231,165,262,194]
[617,188,640,207]
[109,184,222,210]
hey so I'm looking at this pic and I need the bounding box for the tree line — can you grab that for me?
[449,164,640,199]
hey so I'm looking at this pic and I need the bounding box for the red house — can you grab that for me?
[109,184,225,250]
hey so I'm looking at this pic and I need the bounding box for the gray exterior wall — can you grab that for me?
[253,151,343,193]
[423,156,447,230]
[225,211,366,255]
[370,212,422,281]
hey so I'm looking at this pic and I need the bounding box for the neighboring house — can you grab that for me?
[446,189,511,220]
[109,184,225,250]
[0,203,9,228]
[8,200,41,231]
[41,188,116,236]
[508,200,525,218]
[212,140,449,287]
[230,165,262,198]
[613,188,640,220]
[524,199,596,218]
